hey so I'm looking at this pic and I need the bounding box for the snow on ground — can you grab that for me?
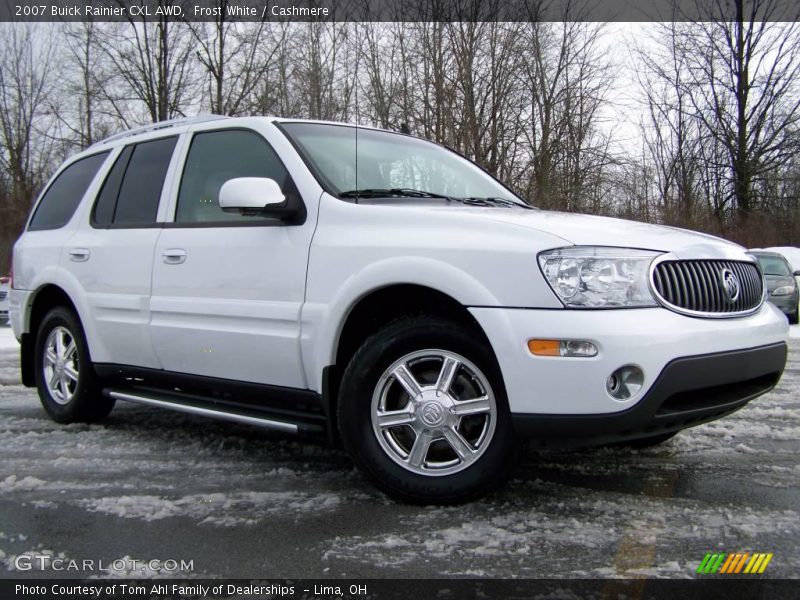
[0,326,20,386]
[0,325,18,350]
[82,491,342,526]
[0,323,798,579]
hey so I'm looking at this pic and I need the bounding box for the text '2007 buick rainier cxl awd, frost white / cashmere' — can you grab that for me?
[8,115,789,503]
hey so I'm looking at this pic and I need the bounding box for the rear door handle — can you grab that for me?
[162,249,187,265]
[68,248,90,262]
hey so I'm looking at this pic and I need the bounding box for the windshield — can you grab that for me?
[755,254,791,276]
[279,122,523,204]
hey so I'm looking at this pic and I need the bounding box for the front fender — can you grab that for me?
[302,256,500,393]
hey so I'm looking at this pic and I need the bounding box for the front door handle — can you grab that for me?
[68,248,90,262]
[162,249,187,265]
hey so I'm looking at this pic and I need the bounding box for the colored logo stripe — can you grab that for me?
[697,553,726,574]
[733,553,749,573]
[718,553,735,573]
[698,552,773,574]
[745,553,773,574]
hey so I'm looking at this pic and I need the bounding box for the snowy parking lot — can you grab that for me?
[0,325,798,579]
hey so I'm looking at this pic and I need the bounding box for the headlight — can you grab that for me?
[772,285,795,296]
[538,247,661,308]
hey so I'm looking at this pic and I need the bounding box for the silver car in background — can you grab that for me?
[751,251,799,324]
[765,246,800,295]
[0,276,9,325]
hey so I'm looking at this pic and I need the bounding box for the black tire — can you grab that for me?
[789,308,798,325]
[337,316,517,504]
[618,431,678,449]
[34,306,114,423]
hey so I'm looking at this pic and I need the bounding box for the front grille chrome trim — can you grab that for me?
[649,254,764,318]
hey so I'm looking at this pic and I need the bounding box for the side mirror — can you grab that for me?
[794,270,800,277]
[218,177,290,216]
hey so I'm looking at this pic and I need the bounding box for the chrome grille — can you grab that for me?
[651,259,763,316]
[0,290,7,301]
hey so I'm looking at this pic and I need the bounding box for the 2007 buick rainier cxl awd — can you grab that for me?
[8,116,789,503]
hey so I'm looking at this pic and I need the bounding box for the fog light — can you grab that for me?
[607,366,644,400]
[528,339,597,357]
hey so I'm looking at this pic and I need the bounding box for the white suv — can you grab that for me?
[9,116,789,503]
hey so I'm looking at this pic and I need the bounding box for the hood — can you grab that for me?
[478,208,747,259]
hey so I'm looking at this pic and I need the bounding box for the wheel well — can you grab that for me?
[20,285,78,387]
[335,285,487,372]
[324,285,492,441]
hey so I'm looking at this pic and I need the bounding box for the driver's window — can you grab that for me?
[176,129,290,224]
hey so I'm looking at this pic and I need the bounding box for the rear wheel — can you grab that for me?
[338,316,517,504]
[34,307,114,423]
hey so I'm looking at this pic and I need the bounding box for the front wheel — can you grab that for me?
[789,308,798,325]
[338,316,517,504]
[34,307,114,423]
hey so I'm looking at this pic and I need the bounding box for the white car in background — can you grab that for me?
[7,116,791,503]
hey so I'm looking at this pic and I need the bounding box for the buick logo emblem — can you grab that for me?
[720,268,740,302]
[420,401,445,427]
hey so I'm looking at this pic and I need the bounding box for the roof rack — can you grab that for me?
[93,115,230,147]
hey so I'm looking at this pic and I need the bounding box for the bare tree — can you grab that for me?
[249,21,357,121]
[635,21,707,226]
[445,20,526,179]
[0,24,58,268]
[97,2,196,125]
[681,0,800,223]
[517,20,613,210]
[49,22,117,149]
[296,22,357,121]
[357,22,408,129]
[189,9,286,116]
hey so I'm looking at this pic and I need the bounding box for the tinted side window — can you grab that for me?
[113,137,177,226]
[28,152,109,231]
[92,146,133,227]
[176,130,290,223]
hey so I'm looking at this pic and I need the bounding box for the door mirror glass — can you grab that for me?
[219,177,286,214]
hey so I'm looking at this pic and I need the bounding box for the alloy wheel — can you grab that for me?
[370,349,497,476]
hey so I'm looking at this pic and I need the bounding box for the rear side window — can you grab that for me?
[28,152,109,231]
[92,136,177,227]
[92,146,133,227]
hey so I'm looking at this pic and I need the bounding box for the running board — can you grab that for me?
[106,389,300,434]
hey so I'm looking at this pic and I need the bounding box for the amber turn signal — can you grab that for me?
[527,339,561,356]
[528,339,598,357]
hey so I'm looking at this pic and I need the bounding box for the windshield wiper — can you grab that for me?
[338,189,529,208]
[339,188,454,200]
[462,196,529,208]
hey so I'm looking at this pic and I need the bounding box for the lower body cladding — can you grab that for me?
[469,303,789,447]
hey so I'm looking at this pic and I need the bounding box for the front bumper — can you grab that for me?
[511,342,786,446]
[469,303,789,417]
